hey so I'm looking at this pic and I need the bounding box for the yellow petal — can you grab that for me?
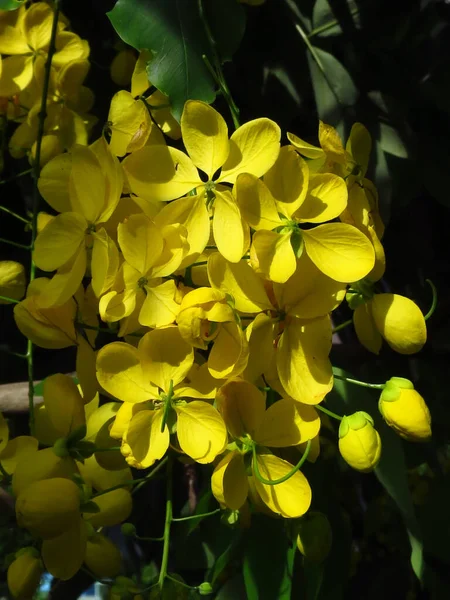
[34,213,86,272]
[252,230,296,283]
[181,100,229,179]
[264,146,309,218]
[0,55,34,96]
[38,152,72,213]
[68,145,106,223]
[0,436,38,476]
[154,194,209,267]
[216,379,265,439]
[208,322,249,379]
[175,363,222,400]
[243,313,276,383]
[254,398,305,447]
[287,131,324,159]
[295,173,348,223]
[118,213,164,274]
[96,341,158,403]
[12,447,76,497]
[211,452,248,510]
[77,455,131,493]
[318,121,347,164]
[253,454,312,518]
[44,373,85,437]
[89,138,124,224]
[53,30,90,68]
[42,517,87,580]
[108,91,151,157]
[131,50,151,97]
[274,252,346,318]
[176,401,227,463]
[7,550,43,600]
[207,252,272,313]
[34,247,87,309]
[151,223,189,277]
[277,317,332,404]
[85,534,122,579]
[140,279,180,328]
[123,145,200,201]
[85,488,132,528]
[0,261,26,303]
[366,225,386,282]
[123,410,169,469]
[220,118,281,184]
[91,229,119,297]
[371,293,427,354]
[346,123,371,177]
[213,190,246,263]
[303,223,375,283]
[24,2,57,50]
[236,173,282,230]
[353,301,382,354]
[139,327,194,390]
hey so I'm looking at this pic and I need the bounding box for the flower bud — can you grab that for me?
[121,522,137,537]
[16,478,81,539]
[338,411,381,472]
[7,548,43,599]
[296,511,332,563]
[379,378,431,442]
[198,582,214,596]
[85,533,122,579]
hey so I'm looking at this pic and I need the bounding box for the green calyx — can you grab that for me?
[379,378,410,404]
[121,522,137,537]
[290,228,304,258]
[346,278,375,310]
[388,376,415,390]
[339,411,374,438]
[198,582,214,595]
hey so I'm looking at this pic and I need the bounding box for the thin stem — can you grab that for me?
[332,319,352,334]
[316,404,343,421]
[136,534,165,542]
[0,168,33,186]
[165,574,198,590]
[333,373,384,390]
[0,347,28,360]
[198,0,240,129]
[172,508,221,522]
[424,279,437,321]
[0,295,20,304]
[93,456,168,498]
[0,205,30,225]
[0,238,30,250]
[158,457,173,590]
[26,0,61,437]
[252,439,311,486]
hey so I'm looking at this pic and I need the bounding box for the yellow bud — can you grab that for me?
[16,478,81,539]
[379,378,431,442]
[110,50,137,87]
[338,411,381,472]
[296,511,332,563]
[85,534,122,579]
[7,548,43,599]
[0,261,26,304]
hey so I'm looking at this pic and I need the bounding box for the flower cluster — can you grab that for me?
[0,2,434,596]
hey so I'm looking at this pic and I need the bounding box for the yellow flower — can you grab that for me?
[353,292,427,355]
[33,138,123,307]
[7,548,43,600]
[237,145,374,283]
[84,532,122,579]
[379,377,431,442]
[211,380,318,517]
[0,260,25,303]
[338,411,381,472]
[110,48,136,87]
[96,326,227,468]
[123,99,280,262]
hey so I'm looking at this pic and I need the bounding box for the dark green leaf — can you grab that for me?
[209,531,242,587]
[215,574,247,600]
[379,123,409,158]
[107,0,245,121]
[0,0,25,10]
[311,0,360,38]
[307,45,358,109]
[243,516,295,600]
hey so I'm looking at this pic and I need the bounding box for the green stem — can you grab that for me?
[92,456,168,498]
[172,508,221,522]
[0,295,20,304]
[332,319,352,334]
[158,457,173,590]
[0,347,28,360]
[0,205,30,225]
[424,279,437,321]
[0,168,33,186]
[252,439,311,486]
[316,404,343,421]
[26,0,61,437]
[92,446,121,452]
[0,237,30,250]
[333,373,384,390]
[136,534,165,542]
[198,0,240,129]
[160,380,173,433]
[165,574,198,590]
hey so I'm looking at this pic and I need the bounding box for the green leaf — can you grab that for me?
[209,531,242,587]
[307,45,358,109]
[379,123,409,158]
[0,0,25,10]
[243,516,295,600]
[327,367,424,582]
[107,0,245,121]
[311,0,360,38]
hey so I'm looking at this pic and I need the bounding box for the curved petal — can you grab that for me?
[42,518,87,581]
[371,293,427,354]
[34,247,87,309]
[96,341,158,403]
[34,213,86,272]
[253,454,312,518]
[346,123,371,177]
[216,379,265,439]
[303,223,375,283]
[91,228,119,298]
[208,322,249,379]
[213,190,246,263]
[211,452,248,510]
[353,301,382,354]
[85,534,122,579]
[0,55,33,96]
[139,279,180,328]
[220,118,281,184]
[44,373,85,437]
[176,401,227,463]
[38,152,72,213]
[181,100,229,178]
[85,489,132,528]
[295,173,348,223]
[252,229,296,283]
[12,448,76,497]
[122,145,201,201]
[236,173,282,230]
[0,436,38,476]
[254,398,305,447]
[277,316,333,404]
[287,131,324,159]
[123,410,169,469]
[243,313,276,383]
[117,213,164,274]
[264,146,309,218]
